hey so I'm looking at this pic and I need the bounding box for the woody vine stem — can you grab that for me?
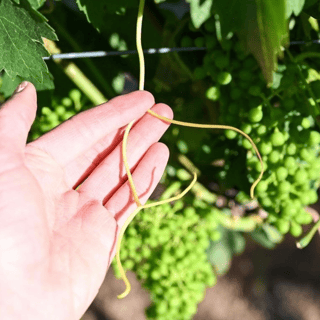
[115,0,264,299]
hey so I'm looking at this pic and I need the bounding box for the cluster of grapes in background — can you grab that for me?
[28,88,89,142]
[177,16,320,238]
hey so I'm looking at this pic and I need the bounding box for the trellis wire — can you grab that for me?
[43,40,317,61]
[42,47,206,60]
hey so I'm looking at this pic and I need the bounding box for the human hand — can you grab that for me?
[0,82,173,320]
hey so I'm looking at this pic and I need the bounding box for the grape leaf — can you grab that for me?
[286,0,305,17]
[186,0,213,28]
[75,0,137,32]
[0,0,57,84]
[0,69,54,98]
[13,0,46,9]
[212,0,288,85]
[303,0,320,19]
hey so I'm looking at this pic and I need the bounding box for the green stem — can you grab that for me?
[63,63,107,106]
[296,219,320,249]
[48,16,116,98]
[215,211,262,232]
[295,52,320,63]
[44,39,107,106]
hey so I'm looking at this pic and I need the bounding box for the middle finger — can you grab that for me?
[76,103,173,203]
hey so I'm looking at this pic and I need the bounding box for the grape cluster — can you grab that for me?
[112,199,221,320]
[180,17,320,236]
[28,89,84,142]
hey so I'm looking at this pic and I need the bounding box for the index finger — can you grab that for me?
[28,91,155,167]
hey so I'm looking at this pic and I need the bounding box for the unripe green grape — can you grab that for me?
[286,143,297,155]
[248,85,261,96]
[41,106,51,115]
[123,259,135,270]
[214,54,229,69]
[306,189,318,204]
[231,87,242,100]
[194,37,205,47]
[205,35,217,49]
[300,148,315,162]
[299,191,311,205]
[181,36,193,47]
[248,105,263,123]
[69,89,81,101]
[276,167,288,180]
[282,98,295,110]
[301,117,311,129]
[278,181,291,194]
[194,66,207,80]
[274,219,290,234]
[268,150,281,163]
[293,169,308,185]
[294,211,313,224]
[256,180,269,193]
[47,113,59,123]
[156,301,168,314]
[259,141,272,155]
[242,138,253,149]
[217,72,232,85]
[308,167,319,180]
[141,246,152,258]
[238,69,252,82]
[61,111,75,121]
[55,105,66,116]
[290,221,303,237]
[206,86,220,101]
[260,196,273,207]
[241,123,252,134]
[256,124,267,135]
[281,205,297,218]
[225,129,237,139]
[284,156,297,169]
[270,130,285,146]
[255,160,267,172]
[209,230,221,241]
[177,140,188,153]
[266,213,278,223]
[308,131,320,146]
[61,97,72,107]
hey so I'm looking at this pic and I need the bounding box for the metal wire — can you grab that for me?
[42,40,320,61]
[42,46,206,60]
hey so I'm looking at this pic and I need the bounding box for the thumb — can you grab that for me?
[0,81,37,153]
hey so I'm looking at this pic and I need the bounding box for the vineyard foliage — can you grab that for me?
[2,0,320,319]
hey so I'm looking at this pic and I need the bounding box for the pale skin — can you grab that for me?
[0,81,173,320]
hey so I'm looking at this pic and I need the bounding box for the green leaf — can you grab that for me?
[207,228,246,275]
[286,0,305,18]
[207,238,233,275]
[303,0,320,19]
[76,0,136,32]
[0,69,54,98]
[186,0,213,28]
[13,0,46,9]
[250,224,283,249]
[212,0,289,84]
[0,0,57,83]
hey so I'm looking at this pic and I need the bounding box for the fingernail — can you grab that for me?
[14,81,28,94]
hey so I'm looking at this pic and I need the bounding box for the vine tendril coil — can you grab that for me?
[116,0,264,299]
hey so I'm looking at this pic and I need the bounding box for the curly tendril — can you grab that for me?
[116,0,264,299]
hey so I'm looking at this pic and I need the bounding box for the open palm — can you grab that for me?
[0,82,172,320]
